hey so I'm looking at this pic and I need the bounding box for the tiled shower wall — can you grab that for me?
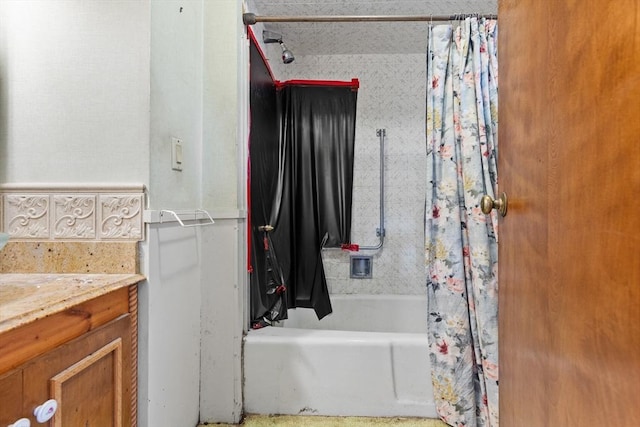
[275,54,427,295]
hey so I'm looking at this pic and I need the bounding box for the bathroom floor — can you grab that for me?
[200,415,447,426]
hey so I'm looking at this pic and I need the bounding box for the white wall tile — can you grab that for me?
[53,195,96,239]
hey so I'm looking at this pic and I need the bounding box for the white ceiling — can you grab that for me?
[247,0,498,55]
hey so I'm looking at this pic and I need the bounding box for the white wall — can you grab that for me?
[147,0,246,425]
[139,218,247,427]
[202,0,246,210]
[267,53,427,296]
[140,3,203,426]
[148,0,247,211]
[199,0,247,422]
[199,218,245,423]
[138,224,202,427]
[150,0,203,209]
[0,0,150,184]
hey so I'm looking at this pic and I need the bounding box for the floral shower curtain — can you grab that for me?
[425,18,499,427]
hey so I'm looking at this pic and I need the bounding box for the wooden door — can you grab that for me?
[499,0,640,425]
[23,314,132,427]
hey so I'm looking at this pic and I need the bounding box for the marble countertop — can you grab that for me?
[0,273,144,335]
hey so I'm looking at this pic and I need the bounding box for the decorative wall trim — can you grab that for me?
[0,185,145,241]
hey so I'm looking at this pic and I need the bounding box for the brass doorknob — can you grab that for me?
[481,192,508,217]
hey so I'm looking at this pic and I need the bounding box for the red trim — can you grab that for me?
[247,27,277,84]
[340,243,360,252]
[275,78,359,90]
[247,28,258,274]
[247,124,253,273]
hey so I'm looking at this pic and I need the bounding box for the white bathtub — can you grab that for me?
[243,294,437,418]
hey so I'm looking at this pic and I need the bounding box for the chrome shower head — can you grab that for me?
[279,41,295,64]
[263,30,295,64]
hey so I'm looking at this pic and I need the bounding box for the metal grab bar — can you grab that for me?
[358,128,386,251]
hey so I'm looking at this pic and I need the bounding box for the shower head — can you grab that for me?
[279,41,295,64]
[262,30,295,64]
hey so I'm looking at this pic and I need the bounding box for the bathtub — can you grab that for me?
[243,294,437,418]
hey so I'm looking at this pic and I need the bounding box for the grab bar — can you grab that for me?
[358,128,386,251]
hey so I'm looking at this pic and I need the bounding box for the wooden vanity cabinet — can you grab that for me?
[0,284,138,427]
[25,314,131,426]
[0,369,23,424]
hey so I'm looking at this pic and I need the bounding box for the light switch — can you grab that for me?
[175,143,183,164]
[172,137,183,171]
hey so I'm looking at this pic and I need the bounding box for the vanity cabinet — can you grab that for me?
[0,283,138,427]
[0,370,23,424]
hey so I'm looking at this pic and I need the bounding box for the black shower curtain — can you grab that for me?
[275,83,358,319]
[248,38,283,326]
[249,66,358,324]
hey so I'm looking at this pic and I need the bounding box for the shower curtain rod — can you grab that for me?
[242,13,497,25]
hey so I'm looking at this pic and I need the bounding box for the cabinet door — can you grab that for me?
[23,314,132,427]
[0,369,23,426]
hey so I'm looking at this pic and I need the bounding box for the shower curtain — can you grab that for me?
[275,83,358,320]
[425,18,499,427]
[248,69,358,325]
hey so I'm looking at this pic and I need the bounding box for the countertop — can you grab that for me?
[0,273,145,335]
